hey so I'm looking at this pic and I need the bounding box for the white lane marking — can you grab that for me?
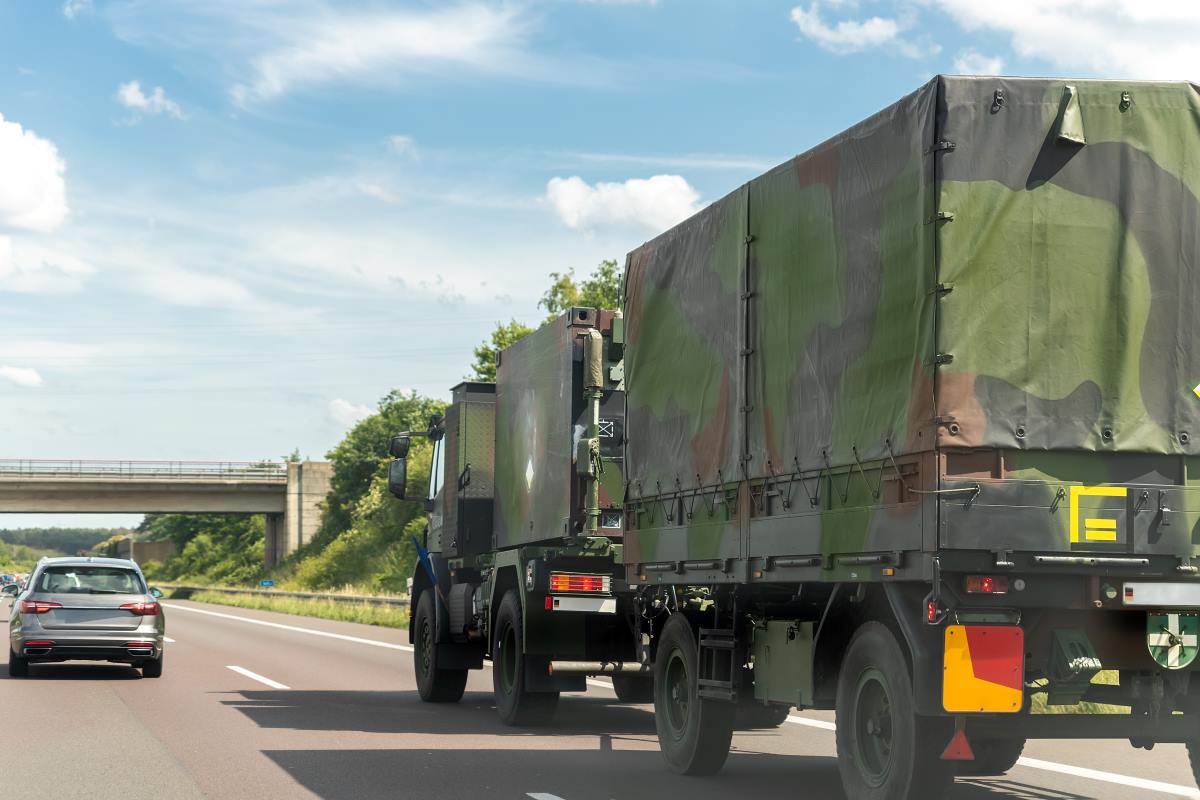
[1014,757,1200,799]
[785,714,1198,797]
[586,678,614,690]
[163,636,176,643]
[527,794,569,800]
[226,665,290,690]
[163,602,414,652]
[785,714,836,731]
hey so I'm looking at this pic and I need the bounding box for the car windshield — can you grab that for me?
[35,567,144,595]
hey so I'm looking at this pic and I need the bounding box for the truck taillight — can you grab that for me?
[19,600,61,614]
[548,573,610,594]
[964,575,1009,595]
[120,601,160,616]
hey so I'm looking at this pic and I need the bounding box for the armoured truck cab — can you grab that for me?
[391,307,647,723]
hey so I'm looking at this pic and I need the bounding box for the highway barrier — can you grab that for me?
[160,584,409,607]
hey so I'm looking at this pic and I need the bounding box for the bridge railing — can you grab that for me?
[0,459,289,482]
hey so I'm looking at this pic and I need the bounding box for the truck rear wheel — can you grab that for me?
[957,738,1025,776]
[493,590,558,726]
[653,613,734,775]
[611,674,654,703]
[413,591,467,703]
[835,622,953,800]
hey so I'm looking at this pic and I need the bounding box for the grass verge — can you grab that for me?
[174,589,409,629]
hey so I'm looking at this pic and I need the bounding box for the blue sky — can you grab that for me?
[1,0,1195,528]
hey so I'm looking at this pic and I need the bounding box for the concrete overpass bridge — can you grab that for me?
[0,459,331,566]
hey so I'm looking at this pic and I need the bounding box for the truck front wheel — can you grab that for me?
[957,738,1025,776]
[611,674,654,703]
[413,591,467,703]
[493,590,558,726]
[653,613,734,775]
[835,621,953,800]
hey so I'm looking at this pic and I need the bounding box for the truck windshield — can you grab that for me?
[428,437,444,501]
[36,567,144,595]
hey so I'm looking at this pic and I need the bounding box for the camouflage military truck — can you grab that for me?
[388,308,644,724]
[623,75,1200,797]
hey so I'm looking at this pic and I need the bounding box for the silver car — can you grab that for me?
[5,557,166,678]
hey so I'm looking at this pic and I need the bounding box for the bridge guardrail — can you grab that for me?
[0,459,288,482]
[159,584,409,607]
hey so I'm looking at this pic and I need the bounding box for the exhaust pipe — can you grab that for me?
[548,660,651,676]
[24,647,51,656]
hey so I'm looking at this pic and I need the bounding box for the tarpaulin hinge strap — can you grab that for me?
[934,352,955,366]
[929,282,955,296]
[926,211,955,224]
[926,139,956,154]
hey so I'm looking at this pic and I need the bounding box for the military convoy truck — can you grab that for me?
[388,307,649,723]
[392,75,1200,798]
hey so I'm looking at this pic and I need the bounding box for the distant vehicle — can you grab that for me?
[0,575,13,586]
[6,557,165,678]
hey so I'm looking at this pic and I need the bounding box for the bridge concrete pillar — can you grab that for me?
[264,513,285,567]
[271,460,331,566]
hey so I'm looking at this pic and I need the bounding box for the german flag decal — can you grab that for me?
[943,625,1024,713]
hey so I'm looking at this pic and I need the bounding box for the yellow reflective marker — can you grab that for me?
[1194,383,1200,400]
[1069,485,1127,544]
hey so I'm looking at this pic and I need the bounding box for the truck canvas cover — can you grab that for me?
[624,76,1200,569]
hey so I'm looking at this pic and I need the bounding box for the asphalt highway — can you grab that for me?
[1,599,1196,800]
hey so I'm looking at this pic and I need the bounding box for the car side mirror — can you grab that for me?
[1,585,17,596]
[389,435,411,459]
[148,587,164,599]
[387,458,408,500]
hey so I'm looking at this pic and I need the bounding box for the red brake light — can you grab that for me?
[23,641,54,646]
[965,575,1009,595]
[19,600,62,614]
[120,601,160,616]
[926,600,938,622]
[548,573,609,594]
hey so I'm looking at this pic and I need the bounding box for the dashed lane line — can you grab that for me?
[226,665,290,690]
[527,794,569,800]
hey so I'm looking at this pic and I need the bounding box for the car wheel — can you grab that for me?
[835,622,953,800]
[413,591,467,703]
[493,590,558,726]
[653,613,735,775]
[142,653,163,678]
[8,646,28,678]
[611,673,654,703]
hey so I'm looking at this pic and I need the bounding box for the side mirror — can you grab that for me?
[387,458,408,500]
[389,435,411,459]
[148,587,164,599]
[1,585,18,597]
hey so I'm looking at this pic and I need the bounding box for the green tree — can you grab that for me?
[469,319,534,382]
[283,448,303,462]
[538,258,623,320]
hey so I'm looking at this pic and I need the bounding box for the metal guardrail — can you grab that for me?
[0,459,288,482]
[161,584,409,608]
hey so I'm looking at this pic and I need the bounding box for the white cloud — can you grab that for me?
[931,1,1200,79]
[953,48,1005,75]
[230,4,537,105]
[388,135,419,158]
[790,3,905,53]
[546,175,701,232]
[135,268,254,308]
[0,236,94,293]
[0,366,43,388]
[62,0,92,20]
[329,398,373,427]
[0,114,68,233]
[115,80,186,120]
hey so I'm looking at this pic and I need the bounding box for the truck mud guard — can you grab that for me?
[882,582,945,716]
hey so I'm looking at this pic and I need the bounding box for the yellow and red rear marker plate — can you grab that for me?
[943,625,1024,713]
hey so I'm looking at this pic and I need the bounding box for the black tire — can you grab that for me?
[957,738,1025,776]
[611,674,654,703]
[737,702,792,729]
[835,622,954,800]
[653,613,735,775]
[413,591,467,703]
[1187,740,1200,790]
[492,590,558,726]
[142,653,164,679]
[7,646,28,678]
